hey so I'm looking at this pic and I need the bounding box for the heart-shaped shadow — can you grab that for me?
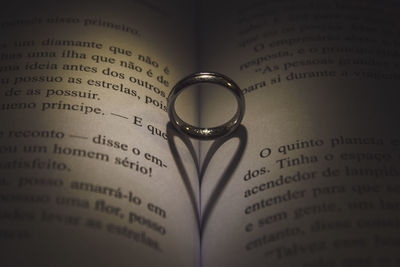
[167,122,247,235]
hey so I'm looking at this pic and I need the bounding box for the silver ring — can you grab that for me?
[167,72,245,140]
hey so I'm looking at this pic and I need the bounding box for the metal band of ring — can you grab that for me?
[167,72,245,140]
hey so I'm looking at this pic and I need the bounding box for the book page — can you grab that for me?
[0,1,200,267]
[198,1,400,266]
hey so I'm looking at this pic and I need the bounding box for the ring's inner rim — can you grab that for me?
[175,83,239,128]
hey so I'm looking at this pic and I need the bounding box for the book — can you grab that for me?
[1,0,400,266]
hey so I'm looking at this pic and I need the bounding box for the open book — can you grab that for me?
[1,0,400,266]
